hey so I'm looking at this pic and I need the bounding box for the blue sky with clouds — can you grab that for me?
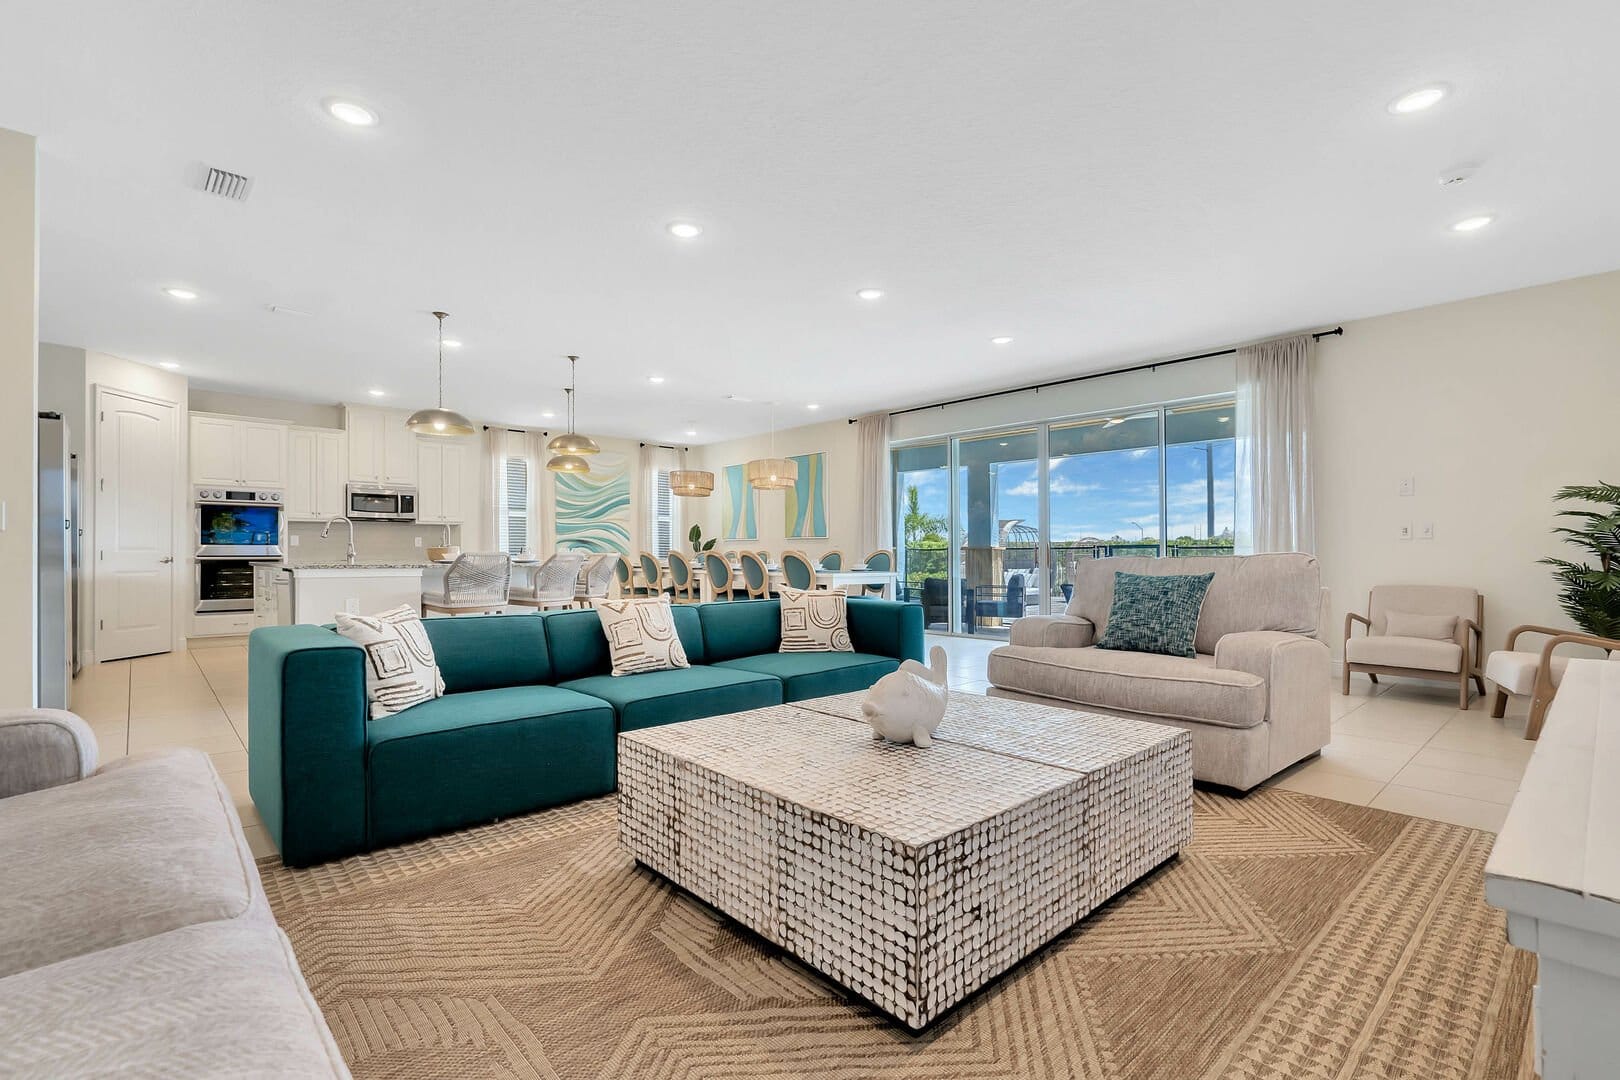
[901,439,1235,542]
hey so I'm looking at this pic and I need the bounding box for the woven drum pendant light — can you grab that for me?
[405,312,477,436]
[745,403,797,491]
[669,447,714,497]
[546,355,601,462]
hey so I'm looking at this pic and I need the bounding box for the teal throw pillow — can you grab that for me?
[1094,571,1216,658]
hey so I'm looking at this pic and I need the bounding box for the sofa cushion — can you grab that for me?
[366,686,616,848]
[0,920,348,1078]
[1345,634,1463,673]
[1066,553,1321,655]
[778,586,853,652]
[1094,571,1215,658]
[699,598,782,662]
[596,598,691,675]
[543,605,705,680]
[714,652,901,702]
[987,645,1266,729]
[1383,610,1458,641]
[0,749,261,979]
[560,666,782,732]
[334,606,445,719]
[423,613,552,691]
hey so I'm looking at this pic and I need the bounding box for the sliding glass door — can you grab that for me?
[892,396,1236,636]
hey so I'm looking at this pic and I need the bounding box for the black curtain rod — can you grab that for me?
[851,327,1344,422]
[480,425,546,434]
[639,442,689,451]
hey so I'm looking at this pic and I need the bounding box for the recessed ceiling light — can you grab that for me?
[990,336,1013,345]
[158,361,181,370]
[685,428,698,437]
[806,403,820,410]
[855,288,885,301]
[1388,85,1448,115]
[540,410,557,419]
[648,375,666,384]
[1451,215,1494,232]
[666,221,702,239]
[163,287,198,301]
[441,339,462,349]
[324,99,379,127]
[368,388,387,397]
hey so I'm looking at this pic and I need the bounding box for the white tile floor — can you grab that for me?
[69,632,1530,865]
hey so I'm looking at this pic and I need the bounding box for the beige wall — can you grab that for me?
[687,418,864,562]
[1315,269,1620,660]
[189,388,343,429]
[0,128,38,705]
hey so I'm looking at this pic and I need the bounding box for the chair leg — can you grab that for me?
[1341,663,1351,696]
[1473,674,1487,696]
[1458,672,1470,710]
[1367,673,1378,685]
[1525,695,1550,741]
[1491,688,1508,719]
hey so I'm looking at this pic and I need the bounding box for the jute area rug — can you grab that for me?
[261,789,1535,1080]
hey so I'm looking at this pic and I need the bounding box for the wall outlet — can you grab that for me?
[1418,522,1434,540]
[415,536,423,548]
[344,598,360,614]
[289,534,300,546]
[1397,523,1413,541]
[1398,477,1416,497]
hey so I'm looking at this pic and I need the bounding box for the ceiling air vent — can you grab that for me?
[201,166,252,201]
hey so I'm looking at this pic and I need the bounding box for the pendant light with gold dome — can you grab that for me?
[546,355,599,473]
[405,311,477,436]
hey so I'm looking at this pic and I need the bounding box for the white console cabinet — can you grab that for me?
[1485,658,1620,1080]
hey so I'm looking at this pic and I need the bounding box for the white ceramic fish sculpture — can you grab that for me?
[862,645,950,747]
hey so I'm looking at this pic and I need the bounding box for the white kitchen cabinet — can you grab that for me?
[417,438,472,524]
[190,415,288,487]
[287,427,348,521]
[345,406,417,487]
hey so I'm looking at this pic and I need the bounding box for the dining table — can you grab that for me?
[632,558,897,603]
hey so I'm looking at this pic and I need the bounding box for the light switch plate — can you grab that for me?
[1418,522,1434,540]
[345,598,360,614]
[1397,523,1413,541]
[1398,477,1416,497]
[289,534,300,546]
[415,536,423,548]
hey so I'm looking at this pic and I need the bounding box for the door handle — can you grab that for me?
[159,556,174,564]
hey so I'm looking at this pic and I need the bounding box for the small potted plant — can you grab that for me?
[689,524,718,557]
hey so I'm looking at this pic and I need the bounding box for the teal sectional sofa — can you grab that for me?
[248,597,923,866]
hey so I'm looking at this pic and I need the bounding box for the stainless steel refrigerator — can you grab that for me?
[38,412,78,709]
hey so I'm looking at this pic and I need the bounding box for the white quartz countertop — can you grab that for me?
[285,563,429,572]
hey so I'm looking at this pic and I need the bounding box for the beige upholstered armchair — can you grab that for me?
[1343,585,1485,709]
[0,709,98,799]
[1486,626,1620,740]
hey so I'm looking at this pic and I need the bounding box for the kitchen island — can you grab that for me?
[277,564,427,625]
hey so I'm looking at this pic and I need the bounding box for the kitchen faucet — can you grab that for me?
[321,516,357,566]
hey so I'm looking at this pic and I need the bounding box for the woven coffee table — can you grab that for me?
[617,691,1192,1030]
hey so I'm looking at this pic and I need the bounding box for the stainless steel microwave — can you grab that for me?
[346,484,417,521]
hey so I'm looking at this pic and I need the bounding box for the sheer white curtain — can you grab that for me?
[524,430,549,554]
[637,444,681,556]
[1234,333,1316,554]
[855,411,893,559]
[482,426,506,553]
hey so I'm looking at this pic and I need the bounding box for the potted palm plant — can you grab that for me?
[1540,483,1620,638]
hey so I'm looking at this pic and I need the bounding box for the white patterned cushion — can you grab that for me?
[778,586,853,653]
[334,606,445,719]
[596,598,690,676]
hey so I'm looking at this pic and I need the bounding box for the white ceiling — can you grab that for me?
[5,1,1619,443]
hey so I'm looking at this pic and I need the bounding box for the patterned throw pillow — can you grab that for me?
[596,598,691,676]
[1094,571,1216,658]
[333,606,446,719]
[778,587,853,653]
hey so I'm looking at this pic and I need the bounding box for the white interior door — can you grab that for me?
[97,391,176,660]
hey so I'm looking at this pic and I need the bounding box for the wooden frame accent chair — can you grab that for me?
[1486,625,1620,739]
[1343,585,1485,709]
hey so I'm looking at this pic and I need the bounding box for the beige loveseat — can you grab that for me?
[0,709,348,1077]
[988,553,1330,790]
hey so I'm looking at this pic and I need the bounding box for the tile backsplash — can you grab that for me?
[287,522,460,566]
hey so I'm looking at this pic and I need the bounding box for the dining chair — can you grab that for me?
[781,550,816,591]
[739,551,772,599]
[508,551,586,611]
[704,551,737,601]
[819,550,843,571]
[581,553,617,606]
[861,548,894,597]
[638,551,667,598]
[668,551,699,603]
[421,552,512,616]
[723,549,739,563]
